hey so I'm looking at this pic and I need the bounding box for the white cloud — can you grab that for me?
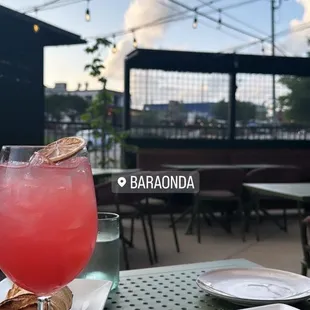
[105,0,174,90]
[279,0,310,56]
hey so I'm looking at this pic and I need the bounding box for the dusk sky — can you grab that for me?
[0,0,309,92]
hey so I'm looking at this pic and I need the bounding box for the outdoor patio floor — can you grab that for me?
[121,214,304,274]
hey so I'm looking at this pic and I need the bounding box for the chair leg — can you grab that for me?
[283,208,288,232]
[140,213,154,265]
[129,218,135,247]
[203,211,212,226]
[119,220,130,270]
[169,206,192,228]
[147,212,158,264]
[169,209,180,253]
[301,261,308,276]
[192,197,201,243]
[254,197,260,242]
[238,199,246,242]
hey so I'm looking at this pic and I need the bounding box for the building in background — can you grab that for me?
[45,82,123,107]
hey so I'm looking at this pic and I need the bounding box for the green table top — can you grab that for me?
[162,164,285,171]
[244,183,310,202]
[106,258,309,310]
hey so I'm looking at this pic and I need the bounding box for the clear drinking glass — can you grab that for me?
[79,212,120,290]
[0,146,98,309]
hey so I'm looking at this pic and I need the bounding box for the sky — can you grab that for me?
[0,0,309,93]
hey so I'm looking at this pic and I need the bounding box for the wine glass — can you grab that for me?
[0,145,98,309]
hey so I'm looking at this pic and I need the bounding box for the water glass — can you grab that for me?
[79,212,120,290]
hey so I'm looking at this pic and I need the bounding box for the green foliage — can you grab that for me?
[45,94,88,122]
[82,37,135,168]
[212,100,265,123]
[278,76,310,124]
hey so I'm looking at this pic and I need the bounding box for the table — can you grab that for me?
[92,168,140,177]
[105,259,309,310]
[243,183,310,203]
[162,164,290,172]
[92,168,140,184]
[243,183,310,241]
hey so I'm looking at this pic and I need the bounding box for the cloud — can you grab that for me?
[104,0,174,90]
[280,0,310,55]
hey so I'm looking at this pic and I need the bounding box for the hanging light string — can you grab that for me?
[217,9,222,29]
[112,35,117,53]
[85,0,91,21]
[33,7,40,33]
[132,32,138,48]
[192,8,198,29]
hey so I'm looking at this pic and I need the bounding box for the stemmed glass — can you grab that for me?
[0,145,98,309]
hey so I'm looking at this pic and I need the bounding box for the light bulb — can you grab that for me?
[33,24,40,33]
[192,17,198,29]
[112,44,117,54]
[85,8,91,21]
[133,38,138,48]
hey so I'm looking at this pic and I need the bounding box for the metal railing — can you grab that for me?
[45,121,121,168]
[45,121,310,166]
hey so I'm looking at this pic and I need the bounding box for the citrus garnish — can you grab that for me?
[38,136,86,163]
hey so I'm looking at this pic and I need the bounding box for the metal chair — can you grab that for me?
[191,168,246,243]
[95,181,154,269]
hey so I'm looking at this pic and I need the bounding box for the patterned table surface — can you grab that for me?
[104,259,310,310]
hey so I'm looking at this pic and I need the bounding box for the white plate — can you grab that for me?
[0,278,112,310]
[242,304,299,310]
[197,267,310,306]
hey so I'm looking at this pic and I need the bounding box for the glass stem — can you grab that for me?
[38,296,51,310]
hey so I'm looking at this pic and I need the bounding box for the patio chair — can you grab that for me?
[192,168,246,243]
[95,181,154,269]
[244,166,302,241]
[138,172,181,264]
[301,216,310,276]
[126,170,180,264]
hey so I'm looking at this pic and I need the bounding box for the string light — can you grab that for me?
[133,32,138,48]
[33,24,40,33]
[85,0,91,22]
[217,9,222,29]
[261,41,265,54]
[112,35,117,53]
[192,8,198,29]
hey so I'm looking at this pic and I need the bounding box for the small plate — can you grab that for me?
[242,304,299,310]
[197,267,310,306]
[0,278,112,310]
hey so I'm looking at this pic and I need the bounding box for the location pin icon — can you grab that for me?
[117,177,126,188]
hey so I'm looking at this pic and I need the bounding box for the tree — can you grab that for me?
[82,38,135,168]
[45,95,88,122]
[212,100,259,123]
[278,76,310,124]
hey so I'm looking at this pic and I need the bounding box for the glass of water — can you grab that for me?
[79,212,120,290]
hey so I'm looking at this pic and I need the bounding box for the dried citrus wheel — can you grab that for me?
[38,136,86,163]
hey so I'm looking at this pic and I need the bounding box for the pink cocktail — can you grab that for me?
[0,147,97,296]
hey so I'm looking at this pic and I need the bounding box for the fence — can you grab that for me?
[124,49,310,144]
[45,121,121,168]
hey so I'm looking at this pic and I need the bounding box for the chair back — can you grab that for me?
[198,167,245,195]
[95,181,115,205]
[244,166,302,183]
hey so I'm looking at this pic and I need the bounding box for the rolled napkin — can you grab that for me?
[0,283,73,310]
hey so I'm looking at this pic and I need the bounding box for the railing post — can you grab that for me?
[228,72,237,140]
[123,60,130,131]
[123,59,131,168]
